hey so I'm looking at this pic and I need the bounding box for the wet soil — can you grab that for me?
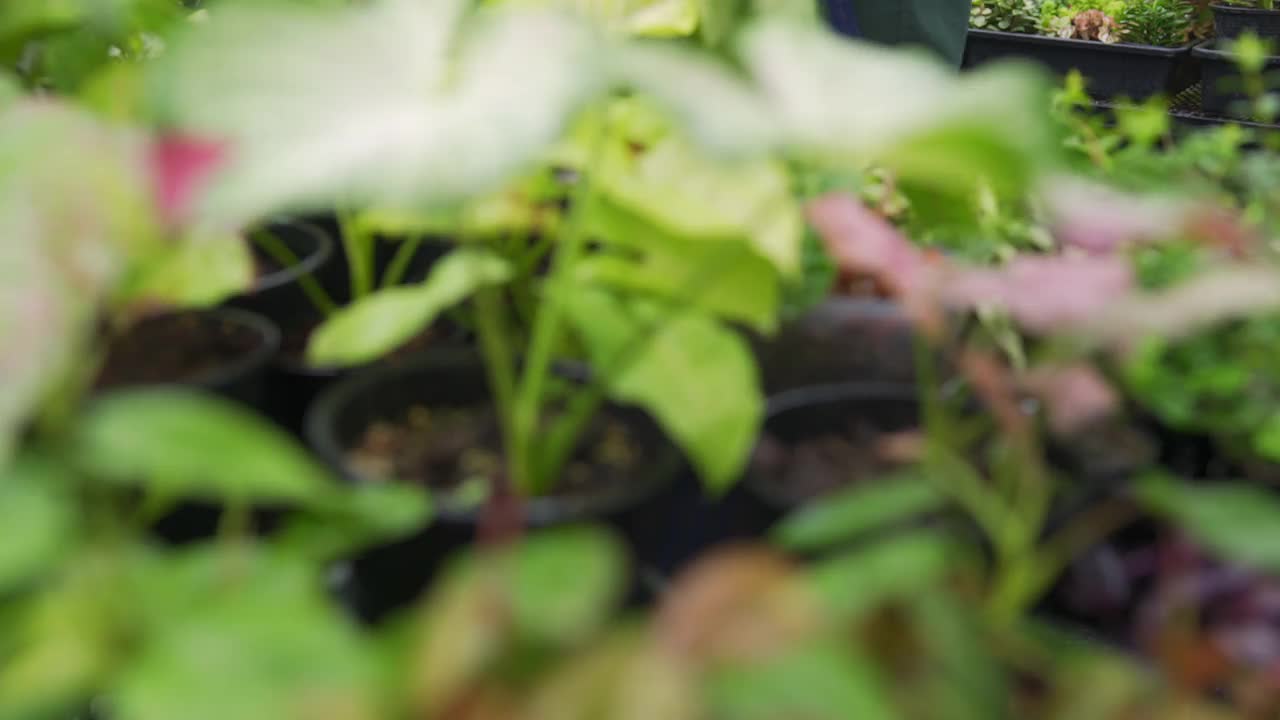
[95,312,263,390]
[346,405,644,501]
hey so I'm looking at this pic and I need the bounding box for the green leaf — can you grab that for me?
[614,19,1055,214]
[118,231,254,309]
[488,0,699,36]
[409,555,512,714]
[611,42,777,157]
[307,248,511,367]
[525,625,700,720]
[0,457,75,591]
[78,62,147,122]
[1135,472,1280,572]
[0,70,19,107]
[76,389,334,504]
[772,470,944,553]
[595,133,802,274]
[563,289,763,493]
[0,550,128,720]
[705,641,895,720]
[620,0,700,36]
[578,194,779,332]
[739,22,1056,194]
[114,547,380,720]
[510,525,627,645]
[280,483,433,561]
[907,594,1007,720]
[807,531,952,621]
[151,0,604,224]
[0,101,162,463]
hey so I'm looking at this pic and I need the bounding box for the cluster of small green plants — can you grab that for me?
[970,0,1203,45]
[5,0,1280,719]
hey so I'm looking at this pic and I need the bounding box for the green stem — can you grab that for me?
[338,208,376,300]
[984,554,1039,628]
[511,146,605,496]
[251,228,336,315]
[218,496,250,550]
[474,285,521,487]
[380,234,424,289]
[530,384,607,495]
[1019,496,1136,610]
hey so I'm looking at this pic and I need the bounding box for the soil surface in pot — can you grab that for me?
[750,419,916,504]
[95,313,262,390]
[346,406,643,501]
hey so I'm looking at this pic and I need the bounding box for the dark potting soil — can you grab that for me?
[95,313,261,390]
[346,406,642,501]
[750,419,914,504]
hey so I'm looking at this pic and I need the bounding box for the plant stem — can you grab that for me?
[337,208,376,300]
[530,384,606,495]
[251,228,336,315]
[474,285,520,488]
[380,234,424,289]
[510,142,605,496]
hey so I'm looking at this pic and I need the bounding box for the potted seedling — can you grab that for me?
[0,92,437,720]
[148,0,1058,612]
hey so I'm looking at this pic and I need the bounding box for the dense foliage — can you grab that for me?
[2,1,1280,719]
[971,0,1196,46]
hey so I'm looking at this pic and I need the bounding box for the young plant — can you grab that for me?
[150,0,1056,504]
[971,0,1044,33]
[0,0,191,93]
[0,97,430,720]
[1223,0,1277,10]
[1118,0,1193,46]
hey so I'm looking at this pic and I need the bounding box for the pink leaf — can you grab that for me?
[1021,363,1119,434]
[940,255,1134,334]
[150,135,226,226]
[1090,266,1280,349]
[1044,179,1185,254]
[805,193,935,297]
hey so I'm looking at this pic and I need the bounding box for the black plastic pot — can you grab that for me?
[295,212,449,304]
[93,308,282,544]
[725,383,922,540]
[1195,43,1280,118]
[305,351,682,621]
[755,298,916,395]
[263,316,466,437]
[231,219,458,435]
[94,307,280,406]
[1212,3,1280,43]
[227,220,336,333]
[964,29,1200,99]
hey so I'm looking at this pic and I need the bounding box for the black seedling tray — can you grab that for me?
[1194,43,1280,119]
[964,29,1199,100]
[1211,4,1280,43]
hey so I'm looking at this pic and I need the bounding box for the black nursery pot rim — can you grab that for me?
[1194,41,1280,63]
[249,219,334,294]
[966,28,1196,55]
[746,381,921,511]
[163,307,281,391]
[304,350,678,525]
[1211,3,1280,15]
[764,381,918,417]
